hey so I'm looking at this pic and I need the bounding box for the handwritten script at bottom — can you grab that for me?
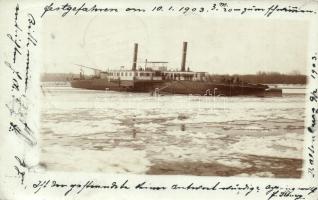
[31,179,317,200]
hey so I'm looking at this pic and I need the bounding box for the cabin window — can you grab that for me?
[125,72,127,76]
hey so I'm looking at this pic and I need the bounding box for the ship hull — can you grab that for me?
[159,81,266,96]
[70,79,267,96]
[70,79,128,91]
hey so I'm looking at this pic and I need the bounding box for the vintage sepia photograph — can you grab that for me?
[39,15,308,178]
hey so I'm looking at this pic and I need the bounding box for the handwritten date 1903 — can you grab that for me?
[151,4,315,17]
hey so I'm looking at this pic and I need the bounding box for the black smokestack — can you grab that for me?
[132,43,138,71]
[181,42,187,72]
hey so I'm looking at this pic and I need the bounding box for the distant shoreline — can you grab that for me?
[41,72,307,85]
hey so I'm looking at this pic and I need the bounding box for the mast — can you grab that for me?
[132,43,138,71]
[181,41,187,72]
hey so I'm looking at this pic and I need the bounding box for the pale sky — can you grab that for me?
[43,15,309,75]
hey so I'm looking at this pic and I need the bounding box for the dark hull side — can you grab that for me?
[159,81,267,96]
[70,79,127,91]
[70,79,163,92]
[70,79,267,97]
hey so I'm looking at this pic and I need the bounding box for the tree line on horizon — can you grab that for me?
[208,71,306,85]
[41,71,307,85]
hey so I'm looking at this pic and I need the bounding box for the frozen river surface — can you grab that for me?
[40,86,305,178]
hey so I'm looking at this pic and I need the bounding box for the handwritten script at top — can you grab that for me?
[40,2,316,18]
[5,3,38,185]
